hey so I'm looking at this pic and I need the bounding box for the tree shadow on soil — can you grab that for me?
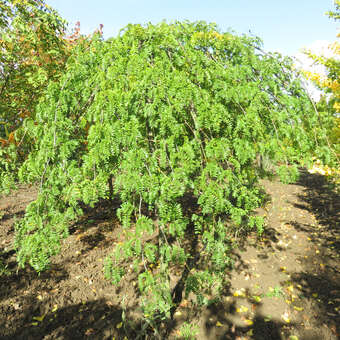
[1,297,142,340]
[68,198,122,255]
[1,171,339,339]
[0,209,26,225]
[287,170,340,337]
[199,170,339,340]
[0,253,146,340]
[291,170,339,242]
[201,299,289,340]
[0,263,69,304]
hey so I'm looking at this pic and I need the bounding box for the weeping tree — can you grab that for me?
[15,21,333,322]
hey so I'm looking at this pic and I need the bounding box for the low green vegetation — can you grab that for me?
[177,322,199,339]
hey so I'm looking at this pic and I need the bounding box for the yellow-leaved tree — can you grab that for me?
[303,0,340,186]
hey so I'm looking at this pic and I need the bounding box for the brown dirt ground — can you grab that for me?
[0,170,339,340]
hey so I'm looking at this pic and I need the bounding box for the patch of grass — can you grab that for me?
[0,260,10,276]
[263,285,285,298]
[177,322,199,339]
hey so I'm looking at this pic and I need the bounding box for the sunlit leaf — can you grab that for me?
[236,305,249,313]
[281,311,291,323]
[244,319,253,326]
[33,314,46,322]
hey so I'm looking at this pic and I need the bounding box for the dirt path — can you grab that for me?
[0,171,339,340]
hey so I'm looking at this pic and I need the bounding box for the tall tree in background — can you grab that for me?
[0,0,68,141]
[303,0,340,174]
[0,0,91,193]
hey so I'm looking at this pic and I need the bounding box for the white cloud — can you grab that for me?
[293,40,338,102]
[295,40,335,74]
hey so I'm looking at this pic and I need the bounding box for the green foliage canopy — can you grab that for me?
[15,21,334,318]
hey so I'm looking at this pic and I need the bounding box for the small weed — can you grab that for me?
[264,285,284,298]
[0,260,10,276]
[177,322,199,340]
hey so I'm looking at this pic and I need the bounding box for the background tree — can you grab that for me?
[0,0,68,141]
[0,0,93,193]
[302,0,340,184]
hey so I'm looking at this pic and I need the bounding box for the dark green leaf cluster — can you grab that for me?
[14,21,334,318]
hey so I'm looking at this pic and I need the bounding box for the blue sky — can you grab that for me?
[48,0,338,56]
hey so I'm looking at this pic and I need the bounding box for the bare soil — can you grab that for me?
[0,170,339,340]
